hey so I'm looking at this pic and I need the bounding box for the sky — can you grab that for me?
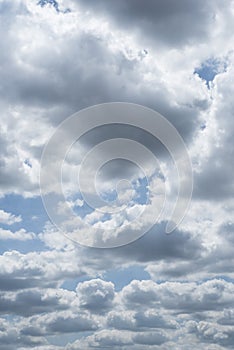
[0,0,234,349]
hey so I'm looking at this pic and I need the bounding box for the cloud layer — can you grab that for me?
[0,0,234,348]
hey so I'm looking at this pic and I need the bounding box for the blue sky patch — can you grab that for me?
[194,57,227,87]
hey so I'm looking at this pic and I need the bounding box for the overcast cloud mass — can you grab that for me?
[0,0,234,348]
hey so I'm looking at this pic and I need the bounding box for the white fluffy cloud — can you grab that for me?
[0,228,34,241]
[76,278,115,313]
[0,209,21,225]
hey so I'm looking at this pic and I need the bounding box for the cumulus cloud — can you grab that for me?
[120,279,234,313]
[0,249,85,291]
[0,209,22,225]
[76,279,115,313]
[0,278,232,349]
[0,228,35,241]
[0,288,74,317]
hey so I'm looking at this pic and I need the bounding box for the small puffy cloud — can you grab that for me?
[0,209,21,225]
[76,279,115,313]
[0,228,34,241]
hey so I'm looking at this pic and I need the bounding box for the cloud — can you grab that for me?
[0,0,210,197]
[76,329,133,348]
[193,66,234,201]
[74,0,220,48]
[106,222,203,262]
[0,288,74,317]
[120,279,234,313]
[21,310,98,336]
[46,314,97,333]
[76,279,115,313]
[133,331,168,345]
[218,309,234,326]
[0,276,233,348]
[0,228,35,241]
[134,310,178,330]
[0,249,85,291]
[192,321,234,347]
[0,209,22,225]
[0,0,234,349]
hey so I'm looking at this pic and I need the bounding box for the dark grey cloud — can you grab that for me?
[134,311,177,330]
[0,333,45,350]
[47,314,97,333]
[110,223,202,262]
[0,2,205,129]
[0,24,202,138]
[218,222,234,244]
[0,276,54,291]
[75,0,218,48]
[133,331,168,346]
[218,309,234,326]
[82,222,204,271]
[0,289,72,317]
[146,232,234,281]
[194,152,234,200]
